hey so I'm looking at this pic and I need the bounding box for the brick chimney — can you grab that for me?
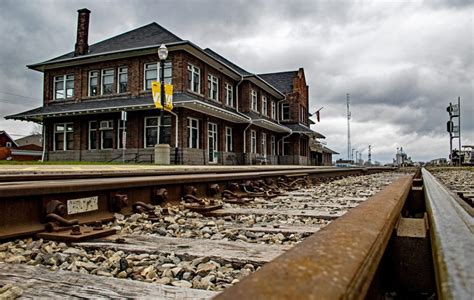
[74,8,91,56]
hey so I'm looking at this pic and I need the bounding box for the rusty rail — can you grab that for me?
[422,168,474,299]
[215,175,413,300]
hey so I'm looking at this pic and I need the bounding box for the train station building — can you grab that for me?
[7,9,335,165]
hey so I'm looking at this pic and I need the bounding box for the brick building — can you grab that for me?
[7,9,329,165]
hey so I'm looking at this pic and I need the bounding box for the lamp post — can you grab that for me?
[158,44,168,144]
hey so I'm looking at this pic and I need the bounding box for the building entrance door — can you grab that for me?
[208,122,218,163]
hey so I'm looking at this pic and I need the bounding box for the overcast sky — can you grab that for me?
[0,0,472,163]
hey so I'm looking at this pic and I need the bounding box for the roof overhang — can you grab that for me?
[252,119,291,133]
[6,103,155,122]
[244,75,285,99]
[175,100,250,124]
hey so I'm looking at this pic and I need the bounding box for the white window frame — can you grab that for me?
[262,96,268,116]
[53,122,74,151]
[144,116,160,148]
[271,135,276,156]
[251,90,258,112]
[6,142,12,148]
[208,74,219,101]
[88,71,99,96]
[88,121,97,150]
[187,64,201,94]
[250,130,257,154]
[117,66,128,94]
[53,74,74,100]
[225,83,234,107]
[101,69,114,95]
[271,101,276,119]
[208,122,218,164]
[261,132,267,156]
[281,103,290,121]
[100,120,114,150]
[144,63,157,91]
[188,117,200,149]
[225,127,233,152]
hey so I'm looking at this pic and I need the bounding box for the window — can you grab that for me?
[283,140,291,155]
[225,127,233,152]
[251,130,257,153]
[118,67,128,93]
[54,123,74,151]
[5,142,11,148]
[88,121,97,150]
[251,90,258,112]
[144,117,159,148]
[117,120,126,149]
[208,74,219,101]
[188,118,199,148]
[300,106,306,123]
[88,71,99,96]
[187,64,200,93]
[144,62,172,90]
[225,83,233,107]
[100,120,113,149]
[271,135,276,156]
[271,101,276,119]
[262,96,268,116]
[261,132,267,156]
[54,75,74,100]
[101,69,114,95]
[282,103,290,120]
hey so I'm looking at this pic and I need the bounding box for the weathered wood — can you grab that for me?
[0,263,217,299]
[207,208,343,220]
[76,235,290,266]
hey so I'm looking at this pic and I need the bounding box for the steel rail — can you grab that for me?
[215,175,413,300]
[0,167,381,198]
[422,168,473,300]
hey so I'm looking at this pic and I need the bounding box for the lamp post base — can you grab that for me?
[154,144,170,165]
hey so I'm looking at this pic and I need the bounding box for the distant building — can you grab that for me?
[393,147,413,167]
[0,131,42,161]
[309,139,338,166]
[15,134,42,148]
[429,158,447,166]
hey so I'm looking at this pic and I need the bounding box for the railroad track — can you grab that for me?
[0,167,472,299]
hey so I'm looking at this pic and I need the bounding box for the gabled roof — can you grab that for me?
[41,23,183,64]
[258,71,298,94]
[204,48,252,76]
[0,131,19,147]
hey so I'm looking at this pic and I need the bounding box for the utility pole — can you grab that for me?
[347,94,351,160]
[368,145,372,165]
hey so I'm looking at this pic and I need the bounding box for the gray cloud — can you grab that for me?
[0,0,472,163]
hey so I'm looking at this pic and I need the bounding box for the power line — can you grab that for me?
[0,91,41,101]
[0,99,34,106]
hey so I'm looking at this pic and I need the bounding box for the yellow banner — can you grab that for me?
[151,82,173,111]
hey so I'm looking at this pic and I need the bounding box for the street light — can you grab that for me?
[158,44,168,144]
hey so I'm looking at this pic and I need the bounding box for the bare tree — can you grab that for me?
[30,124,43,135]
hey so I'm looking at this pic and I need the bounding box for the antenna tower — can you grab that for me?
[347,93,351,160]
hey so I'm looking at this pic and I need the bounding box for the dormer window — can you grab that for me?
[251,90,258,112]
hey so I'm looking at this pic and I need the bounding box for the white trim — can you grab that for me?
[271,101,276,120]
[251,89,258,112]
[117,66,128,94]
[187,63,201,94]
[187,117,200,149]
[271,135,276,156]
[262,95,268,116]
[88,70,99,96]
[88,120,97,150]
[100,119,113,149]
[225,126,233,152]
[101,69,114,95]
[207,74,219,102]
[144,116,160,148]
[208,122,218,163]
[144,62,157,91]
[175,100,249,123]
[225,83,234,107]
[53,74,74,100]
[53,122,73,151]
[250,129,257,154]
[261,132,267,157]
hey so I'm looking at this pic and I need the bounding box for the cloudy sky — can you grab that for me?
[0,0,472,163]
